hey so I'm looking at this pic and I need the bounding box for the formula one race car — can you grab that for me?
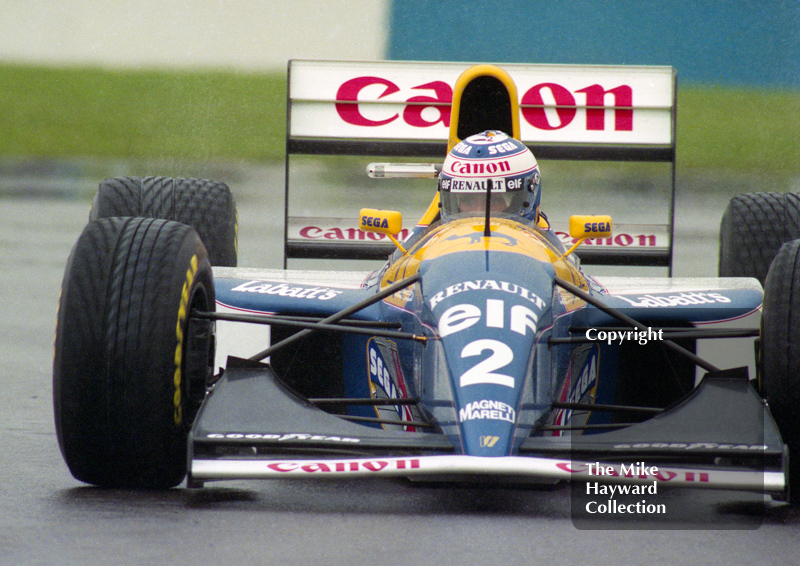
[54,61,800,505]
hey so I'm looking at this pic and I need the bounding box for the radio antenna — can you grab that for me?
[484,179,492,237]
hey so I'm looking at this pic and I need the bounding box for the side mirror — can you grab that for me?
[359,208,406,253]
[569,215,613,239]
[565,215,613,257]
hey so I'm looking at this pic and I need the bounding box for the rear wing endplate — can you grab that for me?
[284,60,677,270]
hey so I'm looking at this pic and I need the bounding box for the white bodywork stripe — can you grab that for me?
[190,454,784,494]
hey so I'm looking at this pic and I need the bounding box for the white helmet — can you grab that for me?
[438,131,541,222]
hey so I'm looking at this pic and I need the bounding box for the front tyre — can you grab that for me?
[761,238,800,503]
[54,217,214,488]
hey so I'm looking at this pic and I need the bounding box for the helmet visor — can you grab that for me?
[440,174,531,218]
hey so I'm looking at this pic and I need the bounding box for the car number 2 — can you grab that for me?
[459,339,515,388]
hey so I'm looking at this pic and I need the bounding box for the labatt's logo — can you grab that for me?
[335,77,633,131]
[231,281,343,301]
[618,291,731,308]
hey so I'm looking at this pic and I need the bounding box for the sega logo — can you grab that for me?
[361,215,390,229]
[368,339,414,425]
[369,342,400,400]
[335,77,633,131]
[487,141,520,155]
[584,221,611,233]
[568,352,598,406]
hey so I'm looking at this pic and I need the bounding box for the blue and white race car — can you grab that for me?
[54,61,799,504]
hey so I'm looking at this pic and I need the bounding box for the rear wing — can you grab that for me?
[284,60,677,270]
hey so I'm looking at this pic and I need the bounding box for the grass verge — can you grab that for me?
[0,64,286,162]
[1,63,798,177]
[678,85,800,175]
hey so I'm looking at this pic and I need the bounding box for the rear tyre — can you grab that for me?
[54,217,215,488]
[761,238,800,503]
[90,176,238,266]
[718,192,800,285]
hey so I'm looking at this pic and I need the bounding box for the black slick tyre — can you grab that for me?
[90,176,237,266]
[761,238,800,503]
[53,217,215,488]
[719,192,800,285]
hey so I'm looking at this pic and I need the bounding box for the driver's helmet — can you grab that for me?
[438,131,541,222]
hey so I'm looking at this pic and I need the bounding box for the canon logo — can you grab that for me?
[335,76,633,132]
[265,459,422,474]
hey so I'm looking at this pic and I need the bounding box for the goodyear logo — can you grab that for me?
[174,254,199,426]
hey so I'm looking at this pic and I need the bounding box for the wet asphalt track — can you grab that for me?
[2,164,800,565]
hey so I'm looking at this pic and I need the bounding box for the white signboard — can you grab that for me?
[287,216,670,252]
[289,60,675,146]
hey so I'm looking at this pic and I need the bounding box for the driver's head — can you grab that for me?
[438,131,541,222]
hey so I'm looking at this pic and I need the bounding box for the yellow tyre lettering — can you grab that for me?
[173,255,199,426]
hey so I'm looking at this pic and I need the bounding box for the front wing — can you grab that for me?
[187,359,786,497]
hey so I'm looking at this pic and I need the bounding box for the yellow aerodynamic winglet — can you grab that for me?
[418,65,522,228]
[447,64,521,150]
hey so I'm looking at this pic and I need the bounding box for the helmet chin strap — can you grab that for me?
[484,178,493,237]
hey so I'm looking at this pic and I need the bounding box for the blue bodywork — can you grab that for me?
[213,216,763,459]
